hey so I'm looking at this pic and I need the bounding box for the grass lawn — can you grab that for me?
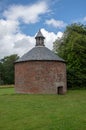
[0,86,86,130]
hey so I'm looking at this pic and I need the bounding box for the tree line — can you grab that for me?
[53,23,86,89]
[0,54,19,85]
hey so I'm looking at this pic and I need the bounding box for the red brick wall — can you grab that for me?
[15,61,67,94]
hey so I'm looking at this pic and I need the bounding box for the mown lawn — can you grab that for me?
[0,86,86,130]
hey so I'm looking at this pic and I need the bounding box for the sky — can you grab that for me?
[0,0,86,59]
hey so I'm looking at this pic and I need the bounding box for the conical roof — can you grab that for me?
[16,30,65,63]
[16,46,65,62]
[35,29,45,38]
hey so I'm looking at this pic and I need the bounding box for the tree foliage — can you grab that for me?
[53,23,86,88]
[0,54,19,85]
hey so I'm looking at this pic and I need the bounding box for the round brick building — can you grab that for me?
[15,30,67,94]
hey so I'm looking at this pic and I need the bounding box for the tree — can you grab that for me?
[0,61,4,84]
[0,54,19,84]
[53,23,86,89]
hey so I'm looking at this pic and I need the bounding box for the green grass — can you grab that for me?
[0,87,86,130]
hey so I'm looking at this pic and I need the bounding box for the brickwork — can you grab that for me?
[15,61,67,94]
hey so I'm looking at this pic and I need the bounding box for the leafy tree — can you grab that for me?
[0,54,19,84]
[53,23,86,89]
[0,61,4,84]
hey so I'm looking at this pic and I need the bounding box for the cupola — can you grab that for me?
[35,29,45,46]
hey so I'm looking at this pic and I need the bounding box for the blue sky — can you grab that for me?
[0,0,86,58]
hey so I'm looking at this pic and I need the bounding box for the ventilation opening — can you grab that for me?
[57,86,63,94]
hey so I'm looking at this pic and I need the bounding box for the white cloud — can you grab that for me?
[0,19,19,38]
[0,22,63,59]
[13,33,35,56]
[0,1,49,59]
[41,28,63,49]
[3,1,48,24]
[0,1,63,59]
[0,22,35,58]
[45,18,66,28]
[0,18,33,58]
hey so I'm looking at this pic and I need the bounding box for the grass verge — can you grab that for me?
[0,87,86,130]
